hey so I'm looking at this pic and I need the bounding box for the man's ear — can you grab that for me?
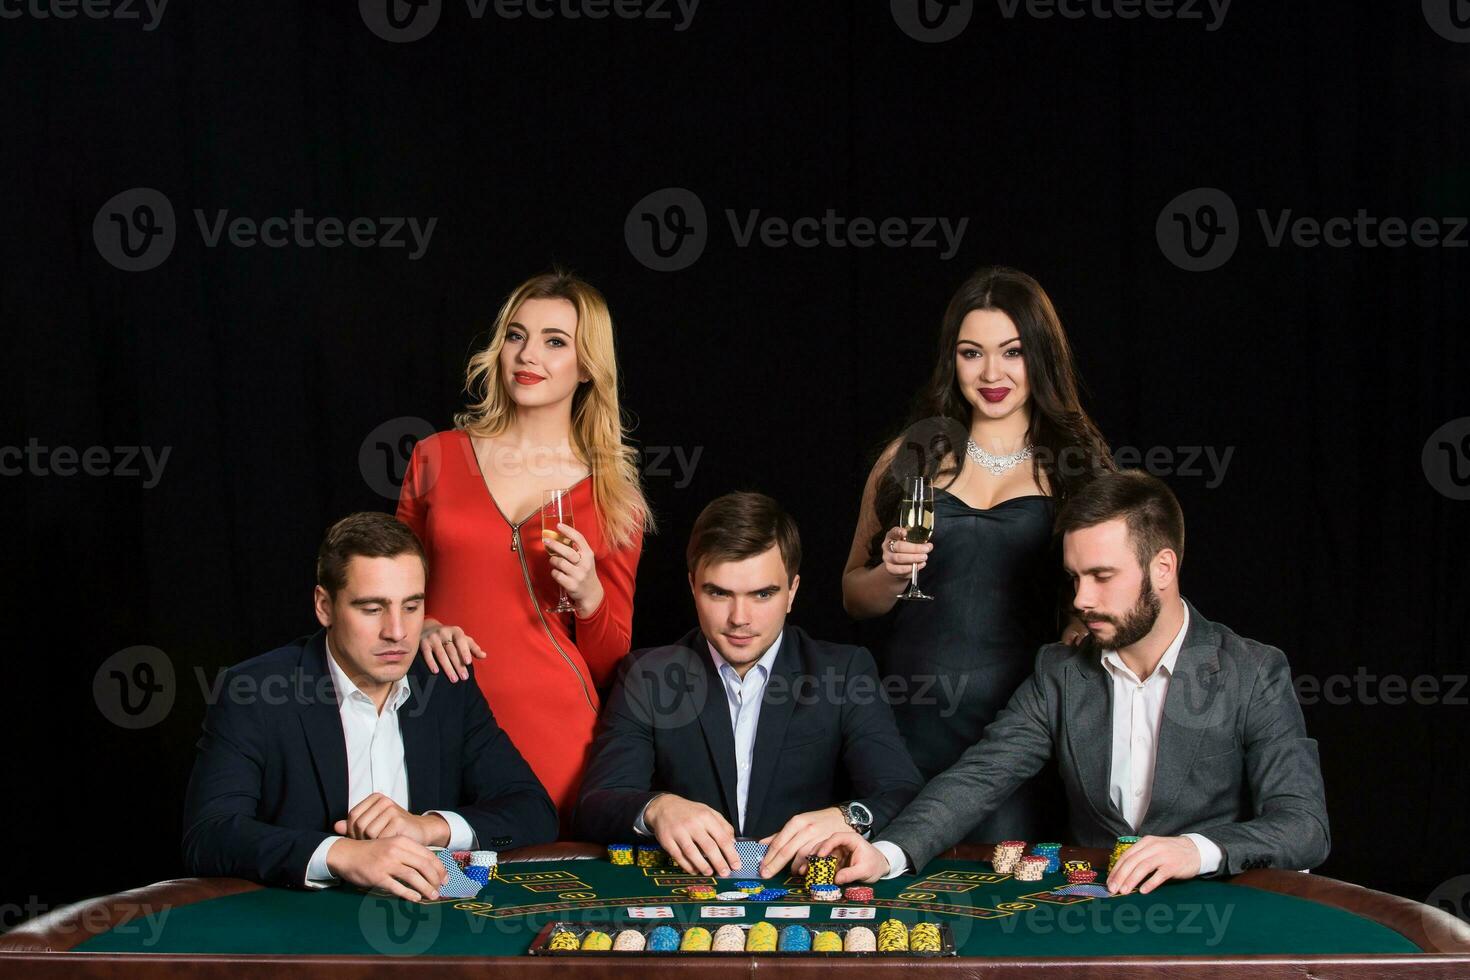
[313,585,333,628]
[786,573,801,613]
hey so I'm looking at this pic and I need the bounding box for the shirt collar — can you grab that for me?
[1101,601,1190,682]
[324,634,412,713]
[708,629,785,684]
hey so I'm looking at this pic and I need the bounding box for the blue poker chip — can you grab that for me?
[464,865,490,884]
[647,925,680,951]
[777,925,812,951]
[735,881,763,893]
[752,888,788,901]
[809,884,840,901]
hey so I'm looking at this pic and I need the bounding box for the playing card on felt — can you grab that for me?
[765,906,810,919]
[700,906,745,918]
[626,906,675,919]
[830,906,876,919]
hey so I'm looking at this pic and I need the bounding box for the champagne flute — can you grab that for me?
[541,489,577,614]
[896,475,935,601]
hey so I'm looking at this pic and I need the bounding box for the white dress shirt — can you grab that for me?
[635,632,785,837]
[304,637,476,887]
[874,607,1221,879]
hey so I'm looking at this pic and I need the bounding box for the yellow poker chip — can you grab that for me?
[910,922,942,952]
[581,931,612,951]
[812,930,842,952]
[747,921,778,952]
[876,918,909,952]
[547,930,580,951]
[681,926,712,951]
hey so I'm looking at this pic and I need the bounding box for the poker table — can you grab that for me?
[3,843,1468,977]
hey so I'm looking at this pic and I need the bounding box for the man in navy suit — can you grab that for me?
[575,492,923,879]
[182,512,557,900]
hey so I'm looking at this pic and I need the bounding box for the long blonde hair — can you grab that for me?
[455,270,653,550]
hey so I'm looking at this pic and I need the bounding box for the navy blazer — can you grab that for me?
[182,629,558,888]
[574,625,923,843]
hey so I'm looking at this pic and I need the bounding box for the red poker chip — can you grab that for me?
[1021,855,1049,863]
[843,886,875,902]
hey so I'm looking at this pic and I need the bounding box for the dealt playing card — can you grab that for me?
[626,906,675,919]
[700,906,745,918]
[830,906,876,919]
[765,906,810,919]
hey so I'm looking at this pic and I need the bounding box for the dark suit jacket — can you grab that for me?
[879,600,1331,876]
[575,625,923,843]
[182,629,558,888]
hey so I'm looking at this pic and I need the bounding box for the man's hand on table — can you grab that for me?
[643,794,742,877]
[332,792,451,846]
[325,837,449,902]
[760,807,848,878]
[1106,835,1202,895]
[814,830,891,884]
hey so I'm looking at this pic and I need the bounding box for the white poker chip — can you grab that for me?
[716,891,748,901]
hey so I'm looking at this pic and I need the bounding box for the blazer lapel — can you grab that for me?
[742,630,800,836]
[297,630,350,821]
[1064,640,1127,832]
[1143,601,1222,832]
[400,671,441,813]
[692,636,740,824]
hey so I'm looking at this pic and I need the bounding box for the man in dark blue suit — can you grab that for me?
[183,512,557,900]
[575,492,923,879]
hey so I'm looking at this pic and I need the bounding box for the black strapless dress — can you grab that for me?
[875,489,1067,843]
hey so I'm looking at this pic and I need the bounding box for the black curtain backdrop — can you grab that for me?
[5,0,1469,930]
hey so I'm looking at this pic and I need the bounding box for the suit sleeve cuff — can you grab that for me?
[873,840,910,879]
[634,798,656,837]
[1184,833,1222,876]
[305,836,343,889]
[429,810,478,851]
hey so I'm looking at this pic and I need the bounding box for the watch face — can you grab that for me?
[848,802,873,826]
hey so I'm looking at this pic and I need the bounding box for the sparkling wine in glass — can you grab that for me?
[896,476,935,601]
[541,489,577,614]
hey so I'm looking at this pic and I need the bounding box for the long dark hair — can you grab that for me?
[866,266,1113,565]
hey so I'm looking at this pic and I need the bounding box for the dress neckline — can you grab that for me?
[935,487,1051,513]
[458,430,592,528]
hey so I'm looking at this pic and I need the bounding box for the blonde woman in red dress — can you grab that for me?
[396,271,652,828]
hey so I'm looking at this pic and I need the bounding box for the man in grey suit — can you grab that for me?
[815,470,1330,895]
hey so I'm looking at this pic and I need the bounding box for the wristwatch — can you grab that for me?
[839,801,874,835]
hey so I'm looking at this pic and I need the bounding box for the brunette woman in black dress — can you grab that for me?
[843,266,1112,842]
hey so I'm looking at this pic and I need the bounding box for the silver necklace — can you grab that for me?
[966,439,1033,476]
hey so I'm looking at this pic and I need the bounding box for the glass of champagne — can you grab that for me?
[541,489,577,614]
[896,475,935,601]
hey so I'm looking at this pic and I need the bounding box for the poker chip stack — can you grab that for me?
[681,926,712,951]
[876,918,909,952]
[736,881,764,895]
[809,884,840,902]
[991,840,1027,874]
[636,844,667,868]
[1064,860,1097,885]
[607,844,634,866]
[844,926,877,952]
[746,922,778,952]
[686,885,717,901]
[752,888,788,902]
[717,890,749,901]
[581,931,612,951]
[804,855,839,891]
[778,925,812,952]
[813,930,842,952]
[1031,842,1062,874]
[613,929,646,951]
[712,924,745,951]
[647,925,680,951]
[464,864,490,886]
[548,930,579,951]
[464,850,495,885]
[1015,855,1049,882]
[843,886,874,902]
[1108,836,1139,874]
[910,922,942,952]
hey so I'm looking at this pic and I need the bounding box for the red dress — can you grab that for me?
[396,429,641,828]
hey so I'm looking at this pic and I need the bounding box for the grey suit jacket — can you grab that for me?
[879,600,1330,877]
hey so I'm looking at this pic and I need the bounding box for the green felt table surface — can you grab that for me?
[76,858,1421,958]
